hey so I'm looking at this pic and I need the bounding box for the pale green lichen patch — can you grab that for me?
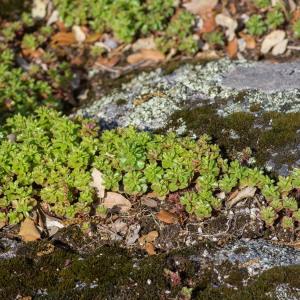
[78,59,300,131]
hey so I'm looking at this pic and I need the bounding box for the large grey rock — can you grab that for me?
[77,59,300,175]
[221,61,300,93]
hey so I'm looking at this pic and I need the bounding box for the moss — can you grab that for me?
[0,0,30,18]
[116,99,127,106]
[165,105,300,167]
[195,265,300,300]
[0,239,299,299]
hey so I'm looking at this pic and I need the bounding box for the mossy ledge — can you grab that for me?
[0,237,299,299]
[0,108,299,230]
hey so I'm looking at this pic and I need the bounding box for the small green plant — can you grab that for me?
[266,9,285,30]
[253,0,270,9]
[260,207,277,227]
[283,197,298,212]
[246,15,267,36]
[0,49,57,119]
[21,34,38,50]
[281,216,294,230]
[203,31,225,47]
[0,108,299,229]
[156,10,198,55]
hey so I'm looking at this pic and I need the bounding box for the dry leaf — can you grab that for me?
[199,10,217,33]
[195,50,220,60]
[240,32,256,49]
[215,14,238,41]
[125,224,141,245]
[132,36,156,52]
[183,0,218,15]
[85,33,102,43]
[91,168,105,199]
[51,32,76,46]
[19,218,41,242]
[138,230,159,245]
[127,49,165,64]
[226,37,238,58]
[47,9,59,26]
[272,39,288,56]
[261,30,285,54]
[110,219,128,235]
[145,242,156,255]
[22,48,44,58]
[156,210,177,224]
[72,25,86,43]
[227,187,257,208]
[97,55,120,67]
[141,197,158,208]
[103,192,132,212]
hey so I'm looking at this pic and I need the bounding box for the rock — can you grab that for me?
[47,9,59,26]
[90,168,105,199]
[261,30,285,54]
[72,25,86,43]
[77,59,300,175]
[32,0,48,20]
[221,61,300,93]
[272,38,288,56]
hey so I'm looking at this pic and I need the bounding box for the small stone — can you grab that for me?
[261,30,285,54]
[272,39,288,56]
[72,25,86,43]
[32,0,48,19]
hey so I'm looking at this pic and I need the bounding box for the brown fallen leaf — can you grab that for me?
[19,218,41,242]
[227,187,257,208]
[138,230,159,246]
[156,210,178,224]
[51,32,76,46]
[127,49,165,64]
[239,32,256,49]
[145,242,156,255]
[90,168,105,199]
[85,33,102,43]
[195,50,220,60]
[97,55,120,68]
[199,10,217,33]
[226,37,238,58]
[22,48,44,59]
[103,192,132,213]
[141,197,158,208]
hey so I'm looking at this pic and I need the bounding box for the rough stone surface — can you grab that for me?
[77,59,300,174]
[221,61,300,93]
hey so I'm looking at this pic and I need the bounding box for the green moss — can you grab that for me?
[195,265,300,300]
[0,239,299,299]
[166,105,300,167]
